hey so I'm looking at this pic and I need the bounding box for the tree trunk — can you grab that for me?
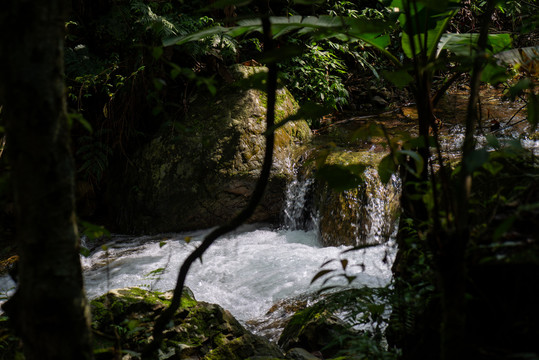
[0,1,93,359]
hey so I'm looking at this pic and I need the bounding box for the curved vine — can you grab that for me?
[143,15,277,357]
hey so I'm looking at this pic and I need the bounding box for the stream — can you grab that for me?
[0,160,397,339]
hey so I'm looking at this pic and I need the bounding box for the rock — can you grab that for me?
[105,64,311,233]
[90,287,284,360]
[371,95,388,107]
[278,305,357,359]
[309,150,400,246]
[285,347,321,359]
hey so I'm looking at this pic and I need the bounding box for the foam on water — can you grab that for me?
[81,225,394,323]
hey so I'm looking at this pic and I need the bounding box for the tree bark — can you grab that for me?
[0,1,93,359]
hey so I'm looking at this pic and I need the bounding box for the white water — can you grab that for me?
[80,225,394,324]
[0,210,395,331]
[0,159,396,332]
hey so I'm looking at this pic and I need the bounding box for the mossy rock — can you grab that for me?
[307,148,400,246]
[90,287,284,360]
[105,65,311,234]
[278,304,357,359]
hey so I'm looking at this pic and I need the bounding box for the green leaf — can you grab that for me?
[316,164,366,192]
[482,160,503,176]
[153,78,166,91]
[79,246,91,257]
[382,69,414,88]
[493,216,515,241]
[152,46,163,60]
[481,62,510,85]
[145,268,165,277]
[486,134,500,149]
[417,0,450,11]
[68,113,93,133]
[440,33,512,57]
[507,78,532,100]
[378,154,396,184]
[80,220,111,241]
[399,149,424,177]
[464,148,489,174]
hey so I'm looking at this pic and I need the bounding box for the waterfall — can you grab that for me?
[281,154,401,247]
[282,162,316,231]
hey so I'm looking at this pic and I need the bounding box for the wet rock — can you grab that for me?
[90,287,284,360]
[371,95,388,107]
[285,347,321,359]
[105,65,311,233]
[310,150,400,246]
[278,306,357,359]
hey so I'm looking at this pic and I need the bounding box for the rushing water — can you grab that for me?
[81,226,394,324]
[0,163,396,332]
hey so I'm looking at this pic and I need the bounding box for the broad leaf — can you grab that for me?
[378,154,396,184]
[316,164,366,192]
[439,33,512,57]
[383,69,415,88]
[481,62,510,85]
[464,148,489,174]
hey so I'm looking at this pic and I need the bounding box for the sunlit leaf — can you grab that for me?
[184,236,192,243]
[440,33,512,57]
[145,268,165,277]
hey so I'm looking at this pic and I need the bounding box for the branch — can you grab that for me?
[142,15,277,357]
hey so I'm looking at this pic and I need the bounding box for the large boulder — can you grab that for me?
[90,287,285,360]
[105,65,311,233]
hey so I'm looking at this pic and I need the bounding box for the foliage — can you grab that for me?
[278,39,350,109]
